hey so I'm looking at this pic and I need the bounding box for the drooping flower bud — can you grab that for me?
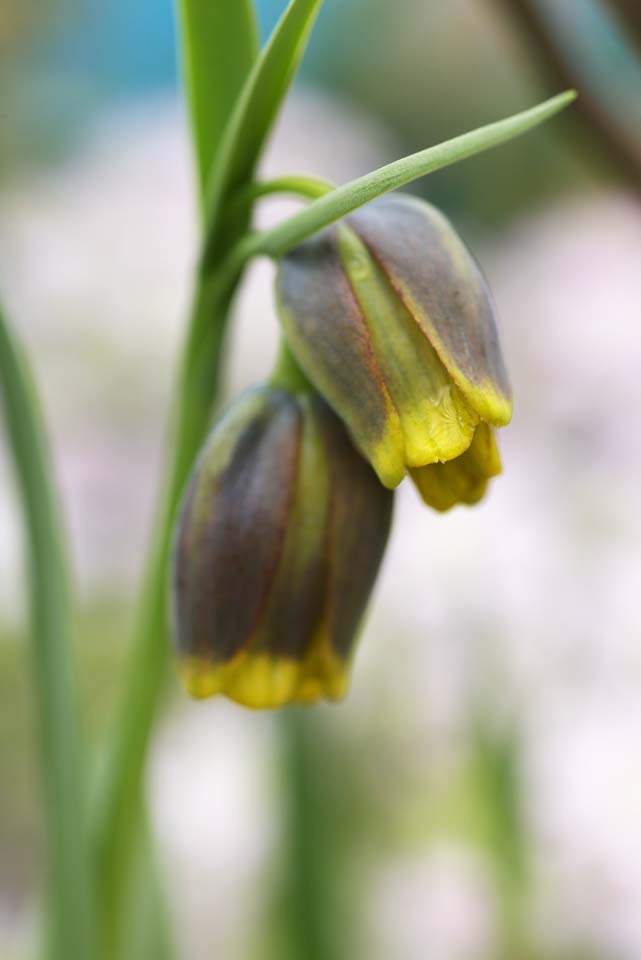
[171,385,393,709]
[276,193,512,495]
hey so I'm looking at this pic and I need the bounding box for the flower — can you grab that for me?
[276,192,512,502]
[171,384,393,709]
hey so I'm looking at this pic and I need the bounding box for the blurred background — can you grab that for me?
[1,1,641,958]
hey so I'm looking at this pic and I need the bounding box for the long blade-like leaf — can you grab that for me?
[175,0,259,207]
[201,0,323,269]
[242,90,576,260]
[0,302,96,960]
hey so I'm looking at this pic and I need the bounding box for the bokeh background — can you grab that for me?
[2,1,641,958]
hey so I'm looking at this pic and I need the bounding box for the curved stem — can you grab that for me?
[229,174,335,216]
[269,337,315,394]
[0,302,96,960]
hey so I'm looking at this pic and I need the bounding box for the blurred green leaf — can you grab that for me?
[201,0,324,270]
[176,0,259,207]
[0,301,96,960]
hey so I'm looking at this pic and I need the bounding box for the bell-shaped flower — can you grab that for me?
[171,384,392,709]
[276,193,512,495]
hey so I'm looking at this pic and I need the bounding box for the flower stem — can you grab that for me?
[91,272,240,956]
[0,302,97,960]
[277,711,335,960]
[229,174,335,215]
[270,338,315,394]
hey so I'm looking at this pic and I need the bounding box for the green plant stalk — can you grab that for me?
[471,721,530,959]
[90,4,262,954]
[118,810,175,960]
[0,303,96,960]
[229,174,335,217]
[277,711,335,960]
[92,0,327,942]
[91,275,237,956]
[270,337,316,393]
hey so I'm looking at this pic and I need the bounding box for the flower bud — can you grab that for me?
[171,385,393,709]
[276,193,512,491]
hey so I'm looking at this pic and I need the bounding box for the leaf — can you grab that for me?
[0,301,96,960]
[243,90,577,260]
[175,0,260,207]
[201,0,324,269]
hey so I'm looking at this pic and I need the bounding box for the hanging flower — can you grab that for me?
[172,384,392,708]
[276,192,511,506]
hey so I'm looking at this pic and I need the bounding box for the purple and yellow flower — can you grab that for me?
[172,385,392,708]
[276,192,512,509]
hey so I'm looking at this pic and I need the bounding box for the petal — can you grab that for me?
[337,223,479,466]
[319,398,394,673]
[411,421,502,512]
[173,387,302,690]
[222,394,332,708]
[233,399,394,707]
[349,194,513,427]
[277,230,406,488]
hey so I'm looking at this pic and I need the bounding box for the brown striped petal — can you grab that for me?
[348,194,512,427]
[277,230,406,489]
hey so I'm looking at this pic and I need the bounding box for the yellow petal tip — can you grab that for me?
[411,422,502,512]
[177,651,349,710]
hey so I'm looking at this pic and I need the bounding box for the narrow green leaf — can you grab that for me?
[240,90,576,260]
[0,301,96,960]
[201,0,324,269]
[175,0,259,207]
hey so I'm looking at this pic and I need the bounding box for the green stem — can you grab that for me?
[0,303,96,960]
[89,0,327,941]
[91,271,239,956]
[85,2,330,950]
[270,338,315,394]
[230,174,335,216]
[277,711,335,960]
